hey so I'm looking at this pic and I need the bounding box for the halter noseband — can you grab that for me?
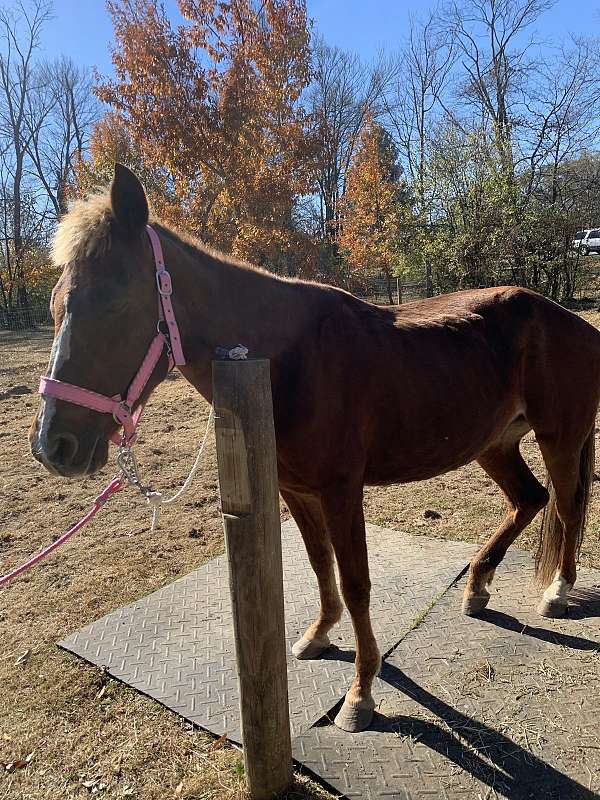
[38,225,186,446]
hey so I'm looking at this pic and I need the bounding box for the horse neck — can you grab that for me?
[161,231,297,400]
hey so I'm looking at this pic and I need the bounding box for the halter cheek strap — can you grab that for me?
[38,225,185,446]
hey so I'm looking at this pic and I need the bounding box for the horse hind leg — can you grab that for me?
[534,427,595,618]
[463,438,549,615]
[281,489,343,659]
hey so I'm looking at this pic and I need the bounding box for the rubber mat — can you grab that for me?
[59,520,475,743]
[294,550,600,799]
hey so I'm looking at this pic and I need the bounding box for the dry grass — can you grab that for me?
[1,310,600,799]
[0,328,327,800]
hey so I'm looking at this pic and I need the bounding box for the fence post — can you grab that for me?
[426,263,433,297]
[212,358,292,800]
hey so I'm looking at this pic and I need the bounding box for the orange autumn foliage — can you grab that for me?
[72,113,186,228]
[338,120,411,290]
[92,0,317,275]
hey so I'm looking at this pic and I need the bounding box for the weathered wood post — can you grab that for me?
[212,359,292,799]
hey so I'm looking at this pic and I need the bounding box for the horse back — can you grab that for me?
[276,286,600,489]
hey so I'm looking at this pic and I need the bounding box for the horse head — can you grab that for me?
[30,164,170,476]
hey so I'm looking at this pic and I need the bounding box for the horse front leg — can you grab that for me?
[281,489,343,659]
[321,486,380,733]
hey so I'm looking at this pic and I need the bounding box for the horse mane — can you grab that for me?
[52,186,318,294]
[51,189,273,279]
[51,190,116,267]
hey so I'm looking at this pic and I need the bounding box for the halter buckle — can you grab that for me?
[156,270,173,296]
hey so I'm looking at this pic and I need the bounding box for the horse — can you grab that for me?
[30,164,600,733]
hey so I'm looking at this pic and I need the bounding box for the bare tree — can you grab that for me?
[384,12,454,294]
[442,0,555,181]
[309,38,390,243]
[385,13,454,220]
[522,36,600,205]
[0,0,52,310]
[26,57,97,217]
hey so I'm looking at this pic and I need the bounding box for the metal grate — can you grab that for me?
[295,550,600,799]
[59,521,474,743]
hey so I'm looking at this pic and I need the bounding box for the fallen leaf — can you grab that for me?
[209,733,227,751]
[174,780,184,796]
[96,685,107,700]
[14,650,31,666]
[5,752,34,772]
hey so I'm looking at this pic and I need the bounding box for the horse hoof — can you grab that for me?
[291,635,330,660]
[462,591,490,616]
[537,598,567,618]
[334,699,375,733]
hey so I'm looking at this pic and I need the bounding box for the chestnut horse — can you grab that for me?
[30,165,600,733]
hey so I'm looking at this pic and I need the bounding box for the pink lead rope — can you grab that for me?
[0,478,123,589]
[1,226,185,589]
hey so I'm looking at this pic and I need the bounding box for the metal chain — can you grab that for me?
[115,344,243,531]
[116,406,215,532]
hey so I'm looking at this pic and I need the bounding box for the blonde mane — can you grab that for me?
[50,186,294,283]
[51,191,114,267]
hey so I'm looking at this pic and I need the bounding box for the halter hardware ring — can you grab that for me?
[113,400,132,425]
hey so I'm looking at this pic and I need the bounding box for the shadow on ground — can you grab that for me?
[308,585,600,799]
[373,662,599,800]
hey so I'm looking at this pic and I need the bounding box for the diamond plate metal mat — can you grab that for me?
[59,520,474,743]
[295,549,600,799]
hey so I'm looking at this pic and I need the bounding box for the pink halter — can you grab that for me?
[38,225,185,446]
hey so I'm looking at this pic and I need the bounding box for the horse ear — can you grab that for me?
[110,163,149,237]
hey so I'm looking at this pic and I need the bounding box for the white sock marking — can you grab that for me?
[38,303,71,452]
[542,572,571,604]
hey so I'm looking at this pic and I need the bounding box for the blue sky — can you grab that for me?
[41,0,595,78]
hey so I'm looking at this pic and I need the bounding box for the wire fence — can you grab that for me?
[3,261,600,332]
[0,298,51,330]
[360,261,600,306]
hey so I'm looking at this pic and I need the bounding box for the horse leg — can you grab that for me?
[535,428,595,617]
[281,489,343,659]
[321,488,380,733]
[463,442,549,615]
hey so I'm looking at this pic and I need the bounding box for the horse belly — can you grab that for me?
[363,367,521,485]
[364,418,509,485]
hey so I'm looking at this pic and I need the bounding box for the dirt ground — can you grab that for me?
[1,312,600,800]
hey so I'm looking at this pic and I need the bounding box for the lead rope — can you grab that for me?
[116,343,247,532]
[117,406,215,532]
[1,346,247,588]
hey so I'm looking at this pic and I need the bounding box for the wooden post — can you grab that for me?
[426,262,433,298]
[212,359,292,799]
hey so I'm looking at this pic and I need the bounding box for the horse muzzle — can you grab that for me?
[30,427,108,477]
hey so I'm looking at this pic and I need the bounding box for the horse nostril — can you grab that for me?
[49,432,79,466]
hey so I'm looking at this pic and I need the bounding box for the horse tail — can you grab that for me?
[535,427,595,586]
